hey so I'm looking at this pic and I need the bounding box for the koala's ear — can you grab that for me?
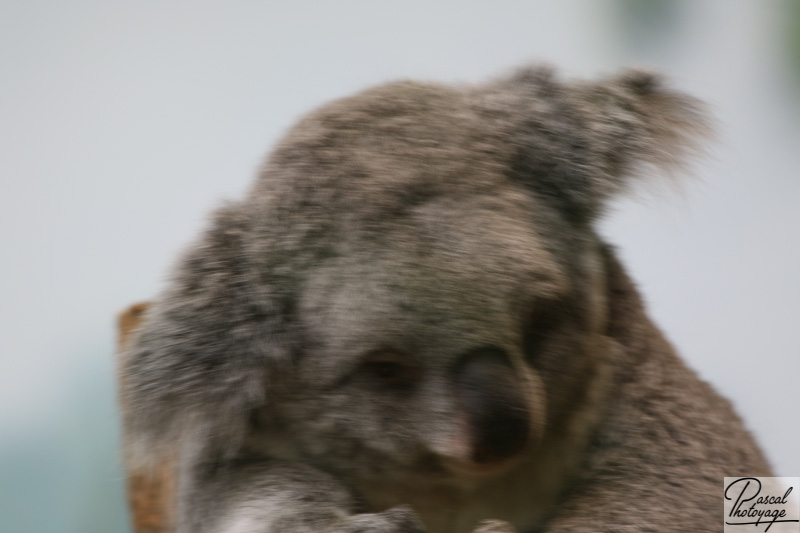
[481,67,712,222]
[120,203,284,468]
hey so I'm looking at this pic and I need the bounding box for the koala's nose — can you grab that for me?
[454,346,531,468]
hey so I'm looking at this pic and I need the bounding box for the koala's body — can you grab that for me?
[121,66,770,533]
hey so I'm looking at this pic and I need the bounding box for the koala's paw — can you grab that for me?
[336,506,425,533]
[471,519,518,533]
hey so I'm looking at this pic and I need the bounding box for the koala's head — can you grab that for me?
[123,67,707,485]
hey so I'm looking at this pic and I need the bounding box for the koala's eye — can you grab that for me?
[523,302,565,363]
[359,352,420,386]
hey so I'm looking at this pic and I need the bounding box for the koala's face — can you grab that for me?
[126,67,704,498]
[251,81,612,487]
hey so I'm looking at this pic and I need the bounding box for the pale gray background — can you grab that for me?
[1,1,798,532]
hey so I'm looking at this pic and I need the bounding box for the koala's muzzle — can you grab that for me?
[454,346,531,469]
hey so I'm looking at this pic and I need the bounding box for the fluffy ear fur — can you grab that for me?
[477,67,711,222]
[120,203,288,468]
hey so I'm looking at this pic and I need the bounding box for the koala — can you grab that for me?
[120,66,771,533]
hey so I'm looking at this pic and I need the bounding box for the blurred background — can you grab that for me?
[1,1,798,531]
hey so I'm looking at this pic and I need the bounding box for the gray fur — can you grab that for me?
[121,66,769,533]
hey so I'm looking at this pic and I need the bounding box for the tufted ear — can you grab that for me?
[120,203,287,468]
[480,67,711,223]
